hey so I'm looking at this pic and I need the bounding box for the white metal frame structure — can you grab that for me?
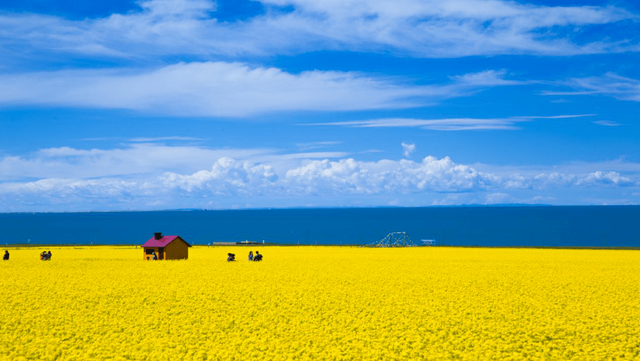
[367,232,416,247]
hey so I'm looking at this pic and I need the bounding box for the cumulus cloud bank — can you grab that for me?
[1,145,638,211]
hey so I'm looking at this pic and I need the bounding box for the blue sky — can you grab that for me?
[1,0,640,211]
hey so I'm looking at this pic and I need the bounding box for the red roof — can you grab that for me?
[142,235,191,248]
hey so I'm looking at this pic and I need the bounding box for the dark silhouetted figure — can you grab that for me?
[253,251,263,261]
[227,253,236,262]
[3,250,8,260]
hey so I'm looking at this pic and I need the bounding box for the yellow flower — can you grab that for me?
[1,246,639,359]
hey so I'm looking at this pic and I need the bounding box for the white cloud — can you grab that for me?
[282,156,498,195]
[578,171,634,187]
[474,157,640,176]
[128,136,206,142]
[0,178,140,198]
[0,0,635,61]
[295,141,342,151]
[139,0,217,16]
[0,63,509,116]
[0,144,345,181]
[448,70,523,86]
[1,145,639,211]
[401,142,415,158]
[308,114,594,131]
[543,73,640,102]
[531,173,577,189]
[484,192,514,204]
[162,157,279,195]
[592,120,622,127]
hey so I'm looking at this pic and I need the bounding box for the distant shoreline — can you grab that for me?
[2,204,640,215]
[3,244,639,251]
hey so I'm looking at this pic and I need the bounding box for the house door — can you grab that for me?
[159,247,164,260]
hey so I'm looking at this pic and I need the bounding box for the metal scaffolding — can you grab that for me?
[367,232,416,247]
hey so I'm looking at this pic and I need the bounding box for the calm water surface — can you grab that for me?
[1,206,639,247]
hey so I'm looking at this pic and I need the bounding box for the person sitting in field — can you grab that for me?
[152,251,158,260]
[253,251,263,261]
[227,253,236,262]
[40,251,46,260]
[3,250,8,260]
[46,251,52,260]
[248,251,253,261]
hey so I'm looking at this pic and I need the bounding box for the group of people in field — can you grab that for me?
[1,250,51,261]
[227,251,263,262]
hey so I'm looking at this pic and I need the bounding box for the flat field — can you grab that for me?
[1,246,639,360]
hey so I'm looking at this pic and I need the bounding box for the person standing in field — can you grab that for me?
[248,251,253,261]
[152,251,158,260]
[2,250,8,260]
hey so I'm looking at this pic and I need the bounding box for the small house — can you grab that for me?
[142,233,191,260]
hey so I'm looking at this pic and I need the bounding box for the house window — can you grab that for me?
[145,249,154,255]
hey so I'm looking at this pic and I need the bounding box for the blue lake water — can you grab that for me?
[1,206,639,247]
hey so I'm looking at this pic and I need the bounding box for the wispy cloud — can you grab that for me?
[79,137,121,142]
[542,73,640,102]
[295,141,342,151]
[593,120,622,127]
[128,136,206,142]
[0,64,518,117]
[448,70,525,86]
[80,136,207,142]
[307,114,595,131]
[0,144,347,182]
[0,0,635,62]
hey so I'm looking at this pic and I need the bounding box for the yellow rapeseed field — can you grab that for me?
[1,246,639,360]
